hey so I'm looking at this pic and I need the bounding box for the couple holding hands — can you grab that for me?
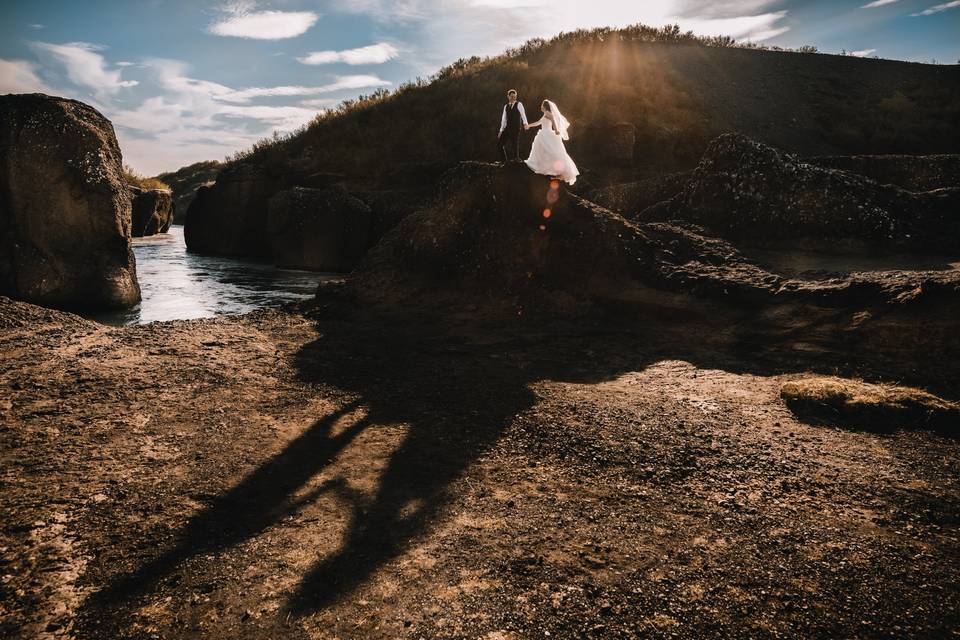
[497,89,579,185]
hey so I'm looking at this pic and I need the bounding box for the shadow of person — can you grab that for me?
[286,309,545,614]
[84,398,372,613]
[282,303,782,614]
[83,293,955,626]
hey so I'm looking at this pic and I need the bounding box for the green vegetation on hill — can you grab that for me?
[218,24,959,184]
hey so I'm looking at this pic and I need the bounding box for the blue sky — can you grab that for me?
[2,0,958,174]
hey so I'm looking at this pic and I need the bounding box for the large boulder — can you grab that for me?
[129,187,174,237]
[806,154,960,192]
[266,186,373,271]
[639,134,960,252]
[0,94,139,310]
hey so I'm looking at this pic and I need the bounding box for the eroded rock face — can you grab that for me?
[184,163,276,258]
[0,94,140,310]
[129,187,174,237]
[639,134,960,252]
[806,154,960,192]
[266,186,373,271]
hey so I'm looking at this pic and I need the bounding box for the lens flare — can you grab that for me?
[543,209,552,218]
[539,224,546,231]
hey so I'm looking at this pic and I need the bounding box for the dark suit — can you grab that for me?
[498,101,526,162]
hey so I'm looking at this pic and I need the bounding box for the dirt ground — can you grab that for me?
[1,296,958,639]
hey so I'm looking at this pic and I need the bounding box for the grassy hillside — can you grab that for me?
[222,26,960,185]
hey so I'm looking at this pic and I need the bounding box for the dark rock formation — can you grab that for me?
[588,171,691,216]
[0,93,140,310]
[184,160,426,270]
[346,162,960,387]
[806,154,960,192]
[266,186,373,271]
[608,123,637,163]
[353,189,433,244]
[184,163,277,258]
[155,160,220,225]
[129,187,174,237]
[639,134,960,252]
[352,162,778,309]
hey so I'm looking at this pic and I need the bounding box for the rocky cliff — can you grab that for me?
[267,186,373,271]
[129,187,174,237]
[0,93,140,310]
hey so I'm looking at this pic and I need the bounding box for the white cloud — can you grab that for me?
[300,97,341,108]
[333,0,792,74]
[29,23,45,29]
[102,59,390,173]
[216,75,391,102]
[208,9,319,39]
[0,59,53,94]
[849,48,877,57]
[861,0,900,7]
[911,0,960,15]
[31,42,137,99]
[298,42,400,65]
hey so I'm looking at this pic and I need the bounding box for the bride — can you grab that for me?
[524,99,579,185]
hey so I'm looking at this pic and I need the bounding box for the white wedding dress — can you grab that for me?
[525,101,579,185]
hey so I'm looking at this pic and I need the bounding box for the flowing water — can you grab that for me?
[84,226,329,326]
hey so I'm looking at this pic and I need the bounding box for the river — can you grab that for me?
[84,226,328,326]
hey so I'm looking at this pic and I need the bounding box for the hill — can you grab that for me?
[182,27,959,264]
[223,27,960,184]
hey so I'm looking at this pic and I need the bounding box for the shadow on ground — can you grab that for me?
[79,299,957,629]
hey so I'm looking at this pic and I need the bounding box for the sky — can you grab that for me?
[1,0,958,175]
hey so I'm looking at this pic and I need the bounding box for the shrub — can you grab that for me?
[122,165,169,191]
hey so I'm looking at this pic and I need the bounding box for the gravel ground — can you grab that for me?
[1,296,957,639]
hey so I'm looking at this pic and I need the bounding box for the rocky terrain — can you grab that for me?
[129,187,174,238]
[2,273,958,640]
[0,94,140,310]
[5,150,959,637]
[636,135,960,252]
[1,40,958,636]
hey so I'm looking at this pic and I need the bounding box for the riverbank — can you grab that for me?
[1,296,957,639]
[84,226,323,326]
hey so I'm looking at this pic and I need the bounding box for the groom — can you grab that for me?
[498,89,528,163]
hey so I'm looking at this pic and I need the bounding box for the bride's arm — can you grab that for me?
[525,116,545,130]
[545,112,560,134]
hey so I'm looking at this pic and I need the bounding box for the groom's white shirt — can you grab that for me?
[499,101,529,135]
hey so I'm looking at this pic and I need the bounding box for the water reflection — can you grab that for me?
[84,226,328,326]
